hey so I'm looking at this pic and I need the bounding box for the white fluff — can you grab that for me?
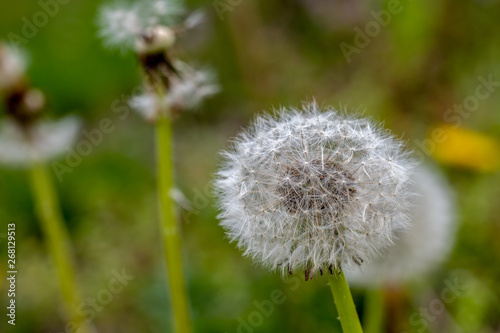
[167,62,219,110]
[345,165,456,286]
[129,92,164,121]
[214,103,416,277]
[0,117,81,166]
[98,0,185,51]
[129,62,218,119]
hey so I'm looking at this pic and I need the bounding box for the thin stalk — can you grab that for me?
[327,270,363,333]
[29,161,90,333]
[155,112,192,333]
[363,289,384,333]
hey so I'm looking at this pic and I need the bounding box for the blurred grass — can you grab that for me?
[0,0,499,332]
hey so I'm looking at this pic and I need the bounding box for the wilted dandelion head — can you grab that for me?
[129,61,218,120]
[0,45,80,166]
[167,62,219,110]
[98,0,185,52]
[98,0,215,117]
[0,45,46,127]
[345,165,456,286]
[214,103,416,279]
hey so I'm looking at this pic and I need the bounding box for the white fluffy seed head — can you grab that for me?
[129,91,166,121]
[129,61,218,120]
[148,0,185,25]
[214,103,416,277]
[98,0,185,52]
[98,2,143,51]
[0,117,81,166]
[345,165,456,286]
[167,62,219,110]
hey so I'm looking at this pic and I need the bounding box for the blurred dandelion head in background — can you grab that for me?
[214,102,416,279]
[0,43,81,166]
[0,117,81,166]
[345,165,457,286]
[0,43,44,127]
[99,0,216,120]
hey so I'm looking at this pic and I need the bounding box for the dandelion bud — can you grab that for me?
[345,165,456,286]
[214,103,416,279]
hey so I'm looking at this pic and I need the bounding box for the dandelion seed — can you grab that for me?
[345,165,456,286]
[214,102,416,278]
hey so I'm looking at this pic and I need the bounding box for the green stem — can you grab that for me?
[155,114,192,333]
[29,162,90,333]
[327,270,363,333]
[363,289,384,333]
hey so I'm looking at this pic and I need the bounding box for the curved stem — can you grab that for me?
[29,162,91,333]
[155,113,192,333]
[364,289,384,333]
[327,270,363,333]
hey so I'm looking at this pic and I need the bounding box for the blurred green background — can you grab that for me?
[1,0,500,332]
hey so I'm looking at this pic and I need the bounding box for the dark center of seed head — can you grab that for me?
[277,160,356,214]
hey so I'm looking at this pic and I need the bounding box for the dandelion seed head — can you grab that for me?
[345,165,456,286]
[214,103,416,277]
